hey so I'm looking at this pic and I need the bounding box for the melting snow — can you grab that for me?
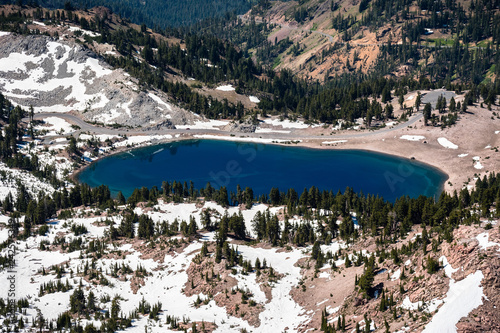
[193,134,301,144]
[249,96,260,103]
[262,118,314,129]
[176,120,229,130]
[79,133,120,141]
[391,269,401,281]
[113,134,173,147]
[148,92,173,111]
[438,137,458,149]
[236,245,309,331]
[67,26,101,37]
[0,39,113,113]
[35,116,74,136]
[400,135,426,141]
[216,85,235,91]
[476,232,500,251]
[423,269,485,332]
[473,156,484,169]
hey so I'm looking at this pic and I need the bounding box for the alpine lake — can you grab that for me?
[78,139,447,202]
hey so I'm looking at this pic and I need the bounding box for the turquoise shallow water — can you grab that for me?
[78,139,447,202]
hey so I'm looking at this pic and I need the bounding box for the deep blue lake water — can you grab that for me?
[78,139,447,202]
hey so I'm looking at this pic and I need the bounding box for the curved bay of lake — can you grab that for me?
[78,139,447,202]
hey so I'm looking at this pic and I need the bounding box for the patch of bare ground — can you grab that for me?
[269,217,500,332]
[292,256,365,331]
[194,85,259,110]
[134,235,193,262]
[129,275,146,294]
[183,241,289,328]
[178,321,217,333]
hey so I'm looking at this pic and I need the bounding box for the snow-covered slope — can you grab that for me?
[0,34,196,127]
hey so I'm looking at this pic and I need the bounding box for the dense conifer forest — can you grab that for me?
[0,0,254,27]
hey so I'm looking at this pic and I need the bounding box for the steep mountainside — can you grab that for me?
[38,0,253,27]
[0,33,197,127]
[218,0,499,82]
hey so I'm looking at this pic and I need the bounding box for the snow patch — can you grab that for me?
[0,39,113,113]
[148,92,172,111]
[400,135,426,141]
[177,120,229,130]
[473,156,484,169]
[216,85,235,91]
[438,137,458,149]
[249,96,260,103]
[236,245,309,331]
[476,232,500,251]
[322,140,348,144]
[68,26,101,37]
[423,269,485,333]
[113,134,173,147]
[262,118,318,129]
[440,255,458,278]
[193,134,301,144]
[391,269,401,281]
[35,116,74,136]
[79,134,119,141]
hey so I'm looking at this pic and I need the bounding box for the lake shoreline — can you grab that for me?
[76,137,447,201]
[71,102,500,199]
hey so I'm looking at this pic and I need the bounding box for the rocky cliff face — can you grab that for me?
[0,33,198,128]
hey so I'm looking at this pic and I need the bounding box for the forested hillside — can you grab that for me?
[0,3,498,127]
[2,0,253,27]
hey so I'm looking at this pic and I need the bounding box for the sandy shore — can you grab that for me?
[287,105,500,194]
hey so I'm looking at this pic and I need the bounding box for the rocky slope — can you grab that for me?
[0,32,198,128]
[0,196,498,332]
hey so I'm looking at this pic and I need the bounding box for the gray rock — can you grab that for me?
[221,119,256,133]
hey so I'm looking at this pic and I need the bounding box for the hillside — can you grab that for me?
[209,0,500,83]
[36,0,252,27]
[0,5,266,128]
[0,159,499,332]
[0,3,499,333]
